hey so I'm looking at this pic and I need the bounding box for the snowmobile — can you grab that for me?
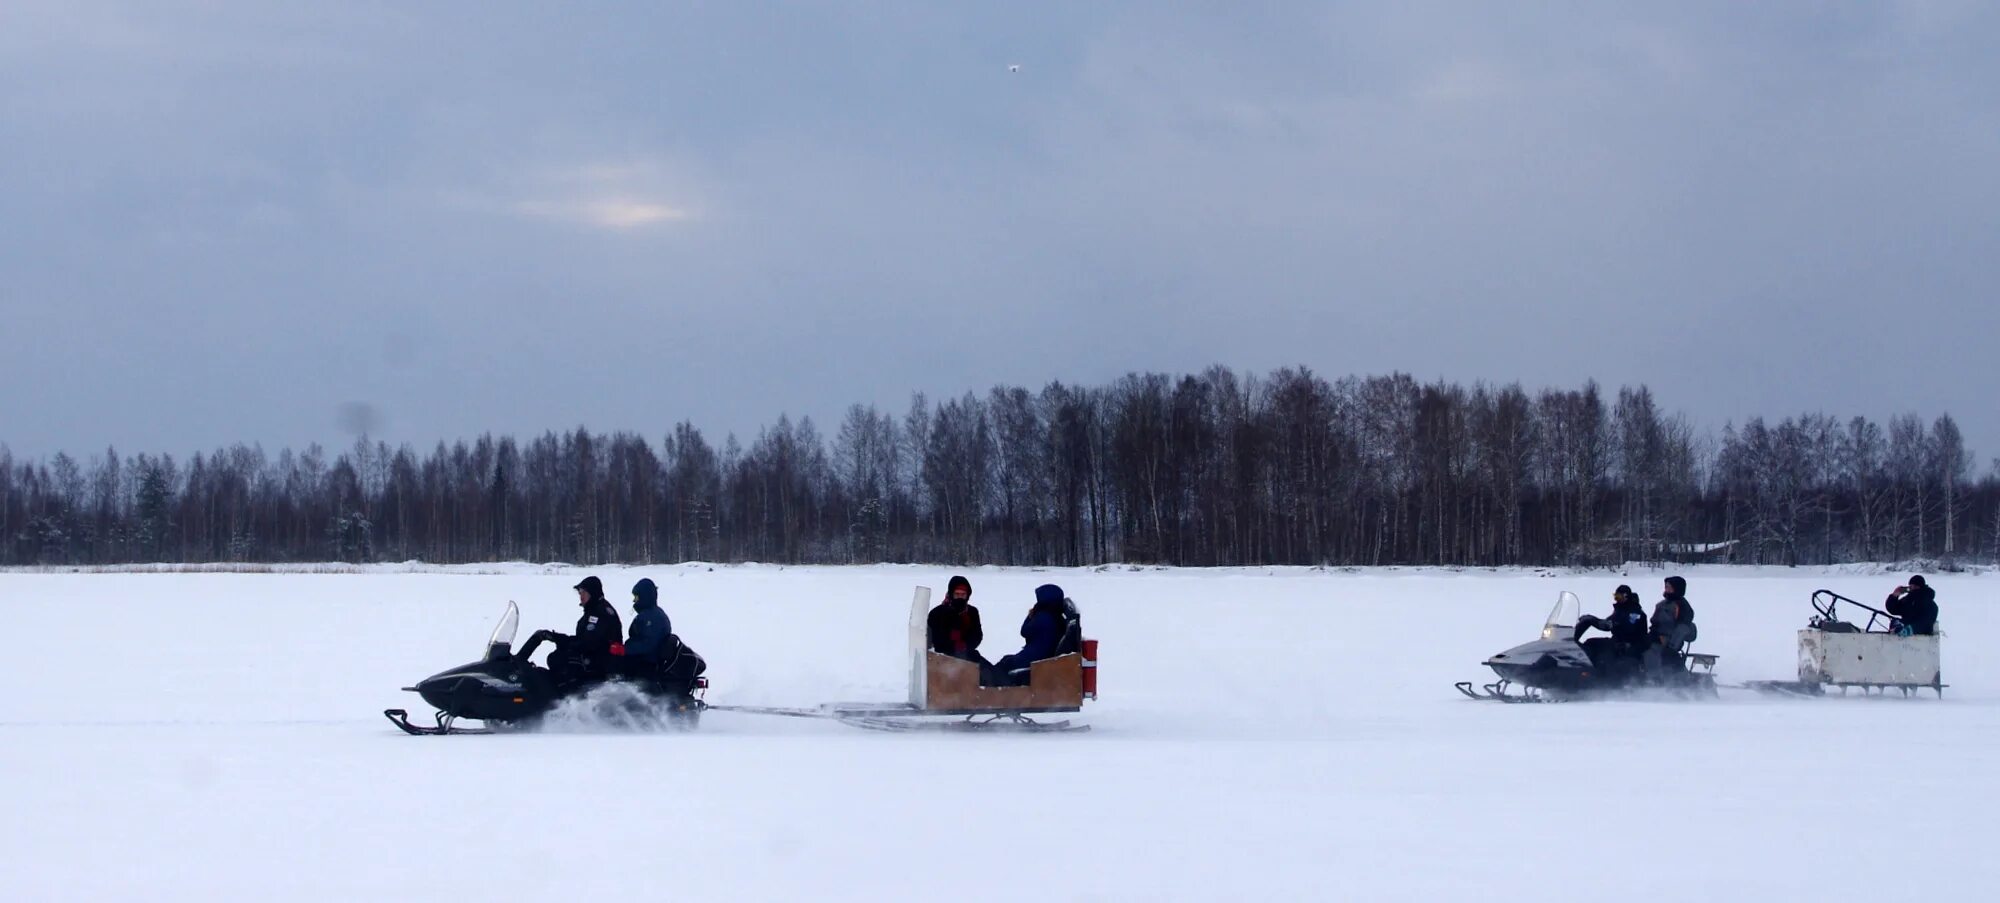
[1742,590,1944,698]
[384,601,705,735]
[1456,591,1719,702]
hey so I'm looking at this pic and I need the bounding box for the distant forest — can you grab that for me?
[3,368,1995,568]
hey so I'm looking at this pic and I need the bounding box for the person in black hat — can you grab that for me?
[926,575,986,664]
[527,575,624,688]
[1575,584,1650,676]
[1886,575,1938,636]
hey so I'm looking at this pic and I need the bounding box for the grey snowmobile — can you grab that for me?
[1457,591,1718,702]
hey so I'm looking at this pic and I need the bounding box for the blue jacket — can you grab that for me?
[626,581,672,661]
[1013,607,1065,663]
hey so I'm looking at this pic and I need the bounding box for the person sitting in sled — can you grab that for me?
[525,576,624,689]
[1645,576,1697,676]
[1575,584,1649,676]
[1886,575,1939,636]
[989,584,1072,686]
[927,575,988,664]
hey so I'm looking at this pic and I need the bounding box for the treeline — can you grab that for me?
[3,368,1996,568]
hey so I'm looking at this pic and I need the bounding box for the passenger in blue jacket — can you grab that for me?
[991,584,1071,685]
[624,577,672,671]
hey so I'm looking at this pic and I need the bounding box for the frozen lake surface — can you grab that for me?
[1,563,1993,901]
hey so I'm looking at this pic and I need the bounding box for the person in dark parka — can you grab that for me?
[1575,584,1650,675]
[1886,575,1939,636]
[926,575,987,663]
[991,584,1070,685]
[534,575,624,688]
[1645,575,1697,676]
[624,577,673,669]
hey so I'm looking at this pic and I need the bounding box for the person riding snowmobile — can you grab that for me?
[525,576,624,689]
[1575,584,1650,678]
[1886,575,1939,635]
[619,577,705,700]
[926,575,987,664]
[623,577,672,671]
[1646,576,1697,676]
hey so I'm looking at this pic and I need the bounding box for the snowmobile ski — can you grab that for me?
[384,708,493,736]
[1453,680,1553,703]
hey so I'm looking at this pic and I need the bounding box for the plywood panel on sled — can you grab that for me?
[924,651,1084,713]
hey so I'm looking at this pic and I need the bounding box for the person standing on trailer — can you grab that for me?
[1886,575,1939,635]
[927,575,988,664]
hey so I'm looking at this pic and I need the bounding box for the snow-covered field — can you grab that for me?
[1,564,1993,901]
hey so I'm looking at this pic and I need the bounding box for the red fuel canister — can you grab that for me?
[1081,638,1099,699]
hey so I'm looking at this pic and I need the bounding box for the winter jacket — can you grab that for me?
[564,596,625,678]
[1579,599,1651,653]
[1609,600,1649,647]
[1651,595,1697,649]
[1019,607,1065,662]
[1887,585,1939,635]
[626,587,673,663]
[997,604,1066,669]
[927,601,985,658]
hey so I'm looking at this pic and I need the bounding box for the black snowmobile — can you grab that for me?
[1456,591,1719,702]
[385,601,706,735]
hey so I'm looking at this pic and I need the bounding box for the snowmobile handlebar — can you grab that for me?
[516,629,565,662]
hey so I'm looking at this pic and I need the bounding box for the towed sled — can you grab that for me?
[385,601,706,736]
[1456,591,1718,703]
[1741,591,1944,698]
[711,586,1099,733]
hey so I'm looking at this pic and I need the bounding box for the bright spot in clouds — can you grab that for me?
[504,158,698,230]
[516,197,693,229]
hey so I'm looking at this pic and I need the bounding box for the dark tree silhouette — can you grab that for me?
[2,366,1994,567]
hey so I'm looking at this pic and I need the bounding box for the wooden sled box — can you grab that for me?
[923,651,1085,713]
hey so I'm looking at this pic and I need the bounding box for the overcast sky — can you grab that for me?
[3,2,1996,464]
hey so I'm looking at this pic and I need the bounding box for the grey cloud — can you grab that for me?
[1,1,1995,460]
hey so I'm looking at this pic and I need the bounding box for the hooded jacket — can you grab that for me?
[1887,582,1939,635]
[999,584,1071,668]
[1651,577,1697,648]
[625,578,673,662]
[927,576,984,658]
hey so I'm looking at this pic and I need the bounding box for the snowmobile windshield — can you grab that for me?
[1541,591,1581,641]
[488,601,520,652]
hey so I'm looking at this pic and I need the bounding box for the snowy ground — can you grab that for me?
[1,564,1994,901]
